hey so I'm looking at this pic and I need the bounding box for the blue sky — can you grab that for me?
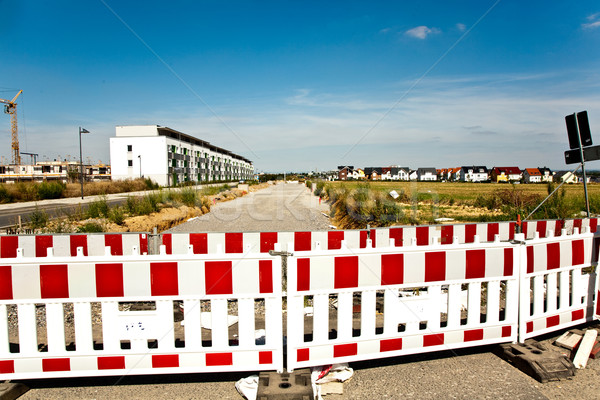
[1,1,600,172]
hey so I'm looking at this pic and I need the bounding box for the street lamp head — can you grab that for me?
[79,127,90,134]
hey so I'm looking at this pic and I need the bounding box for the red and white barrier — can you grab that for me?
[0,249,283,379]
[285,238,520,371]
[0,233,149,259]
[518,228,596,341]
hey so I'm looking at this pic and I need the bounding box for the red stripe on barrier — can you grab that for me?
[150,262,179,296]
[334,256,359,289]
[95,263,124,297]
[509,222,515,240]
[70,235,88,256]
[40,264,69,299]
[162,233,172,254]
[537,221,547,238]
[225,232,243,253]
[526,321,533,333]
[380,338,403,352]
[328,231,344,250]
[190,233,208,254]
[464,329,484,342]
[206,352,233,366]
[416,226,429,246]
[381,254,404,285]
[0,360,14,374]
[152,354,179,368]
[295,232,311,251]
[597,291,600,317]
[370,229,376,248]
[35,235,53,257]
[466,249,485,279]
[425,252,446,282]
[297,258,310,291]
[259,260,273,294]
[42,358,70,372]
[522,221,529,237]
[441,225,453,245]
[139,234,149,255]
[260,232,277,253]
[389,227,403,247]
[572,239,584,266]
[205,261,233,295]
[591,218,598,233]
[0,236,18,258]
[504,248,514,276]
[259,351,273,364]
[546,315,560,328]
[97,356,125,370]
[105,234,123,256]
[0,266,13,300]
[487,223,499,242]
[555,220,564,235]
[572,309,584,321]
[465,224,477,243]
[502,326,512,337]
[297,348,309,362]
[334,343,357,357]
[359,231,368,248]
[574,219,582,232]
[423,333,444,347]
[526,246,534,274]
[547,243,560,270]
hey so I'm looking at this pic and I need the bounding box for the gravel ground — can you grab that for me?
[16,183,600,399]
[167,182,331,233]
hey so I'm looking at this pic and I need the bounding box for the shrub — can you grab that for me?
[180,187,198,207]
[144,178,159,190]
[0,185,12,203]
[86,196,109,218]
[77,222,104,233]
[109,207,125,225]
[28,207,49,229]
[37,181,66,200]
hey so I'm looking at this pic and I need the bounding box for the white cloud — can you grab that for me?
[405,25,440,39]
[379,27,391,34]
[582,13,600,29]
[456,23,466,32]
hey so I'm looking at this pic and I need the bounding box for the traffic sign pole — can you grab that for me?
[573,112,590,217]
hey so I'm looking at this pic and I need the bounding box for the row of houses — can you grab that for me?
[337,166,581,184]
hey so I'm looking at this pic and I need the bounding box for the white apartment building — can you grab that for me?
[109,125,253,186]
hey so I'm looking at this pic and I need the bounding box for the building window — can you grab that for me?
[128,160,133,167]
[127,145,132,152]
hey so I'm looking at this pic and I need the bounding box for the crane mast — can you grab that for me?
[0,90,23,165]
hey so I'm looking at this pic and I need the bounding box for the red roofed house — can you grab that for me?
[491,167,522,183]
[523,168,542,183]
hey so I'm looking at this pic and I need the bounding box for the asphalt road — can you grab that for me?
[11,183,600,399]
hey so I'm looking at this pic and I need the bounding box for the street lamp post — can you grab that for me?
[138,155,142,178]
[79,127,90,199]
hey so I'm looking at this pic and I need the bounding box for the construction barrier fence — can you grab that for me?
[0,218,598,379]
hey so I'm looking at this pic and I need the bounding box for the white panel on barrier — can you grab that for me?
[286,238,520,371]
[0,250,283,380]
[518,228,596,342]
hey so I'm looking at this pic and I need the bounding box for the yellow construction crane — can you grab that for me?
[0,90,23,165]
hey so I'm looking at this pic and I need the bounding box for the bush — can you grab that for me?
[109,207,125,225]
[37,181,66,199]
[144,178,159,190]
[86,196,109,218]
[77,222,104,233]
[180,187,198,207]
[0,185,12,203]
[28,207,49,229]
